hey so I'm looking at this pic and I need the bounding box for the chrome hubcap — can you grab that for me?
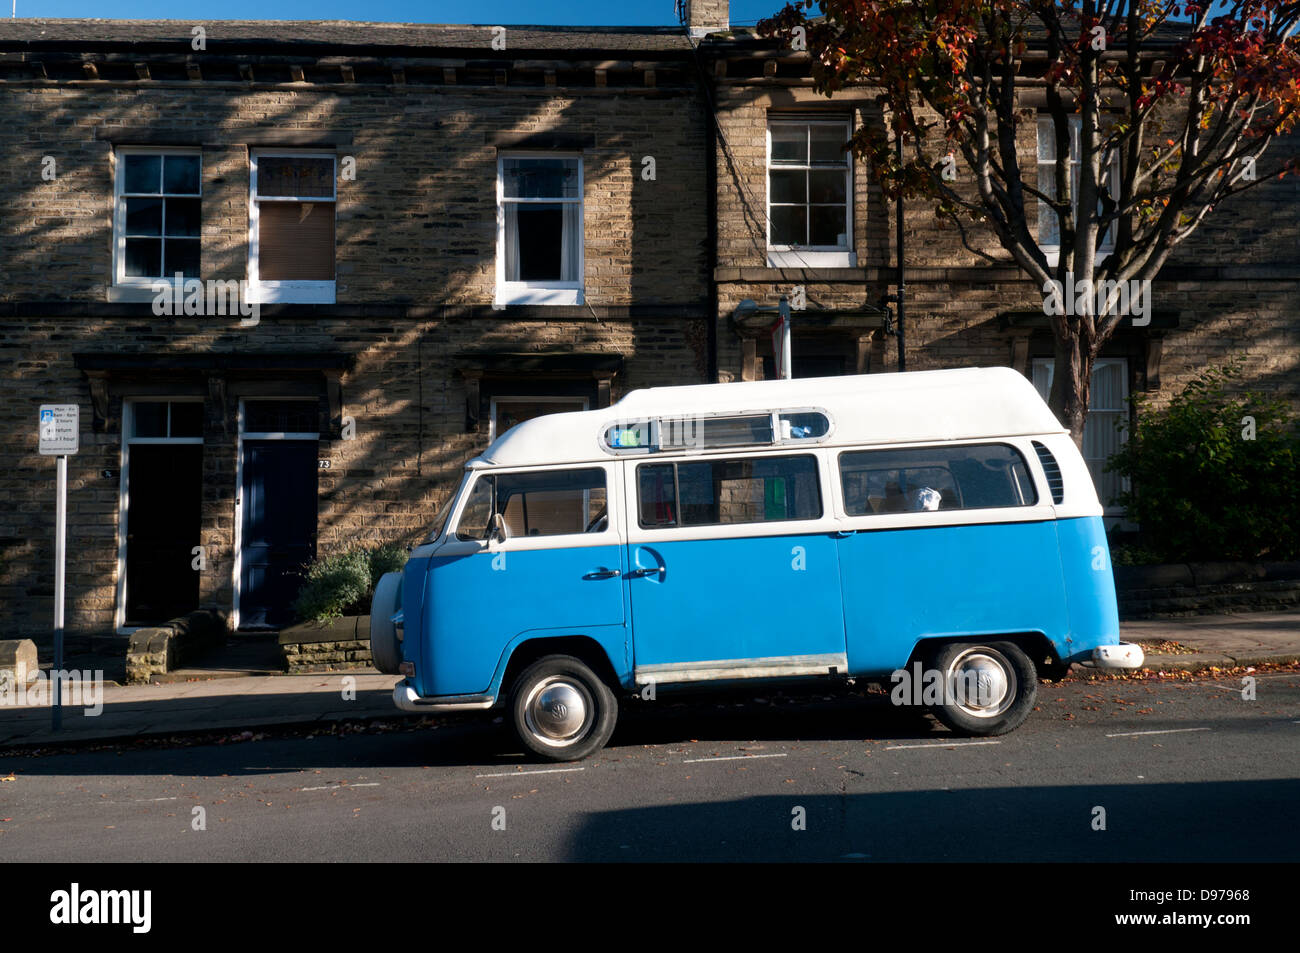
[945,647,1015,718]
[522,676,592,747]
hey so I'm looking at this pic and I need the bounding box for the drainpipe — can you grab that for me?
[704,72,719,382]
[895,130,906,372]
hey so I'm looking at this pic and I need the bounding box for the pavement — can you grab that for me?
[1,610,1297,752]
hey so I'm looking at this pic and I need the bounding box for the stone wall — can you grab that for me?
[1116,563,1300,619]
[279,616,374,674]
[708,81,1300,420]
[0,55,711,646]
[2,21,1298,648]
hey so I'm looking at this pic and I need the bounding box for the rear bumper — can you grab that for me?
[1082,642,1146,670]
[392,681,496,713]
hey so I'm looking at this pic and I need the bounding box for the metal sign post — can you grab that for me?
[39,404,78,731]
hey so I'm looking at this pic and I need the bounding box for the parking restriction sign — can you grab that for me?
[39,404,79,455]
[39,403,78,731]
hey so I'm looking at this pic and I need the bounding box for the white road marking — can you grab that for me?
[475,767,586,778]
[682,753,789,763]
[1106,727,1211,738]
[1184,673,1296,692]
[300,782,381,791]
[885,741,1001,750]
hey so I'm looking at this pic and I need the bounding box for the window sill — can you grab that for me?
[766,249,857,269]
[247,280,336,305]
[494,286,584,307]
[1042,248,1114,269]
[106,284,169,304]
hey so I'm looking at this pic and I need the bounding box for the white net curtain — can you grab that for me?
[502,157,581,283]
[1033,358,1129,510]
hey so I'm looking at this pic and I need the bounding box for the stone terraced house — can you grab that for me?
[0,2,1296,650]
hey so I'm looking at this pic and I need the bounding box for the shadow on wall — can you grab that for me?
[1,78,713,645]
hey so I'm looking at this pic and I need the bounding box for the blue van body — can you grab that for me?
[375,368,1143,747]
[395,513,1123,705]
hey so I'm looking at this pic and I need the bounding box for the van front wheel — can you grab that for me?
[509,655,618,762]
[927,641,1037,737]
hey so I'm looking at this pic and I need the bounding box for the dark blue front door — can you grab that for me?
[240,440,318,628]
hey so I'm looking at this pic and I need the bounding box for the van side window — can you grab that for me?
[839,444,1037,515]
[455,468,607,540]
[638,455,821,528]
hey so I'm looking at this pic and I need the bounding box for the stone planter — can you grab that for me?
[278,615,374,674]
[124,610,228,684]
[0,639,39,696]
[1115,561,1300,619]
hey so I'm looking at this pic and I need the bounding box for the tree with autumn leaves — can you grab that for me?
[757,1,1300,446]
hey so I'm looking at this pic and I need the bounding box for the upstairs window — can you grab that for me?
[497,156,583,306]
[114,149,201,286]
[1036,116,1119,259]
[766,118,854,268]
[249,153,336,304]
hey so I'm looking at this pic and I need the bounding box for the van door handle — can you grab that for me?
[627,566,665,578]
[585,568,621,579]
[833,529,856,538]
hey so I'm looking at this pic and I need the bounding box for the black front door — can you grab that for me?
[240,440,318,628]
[125,444,203,625]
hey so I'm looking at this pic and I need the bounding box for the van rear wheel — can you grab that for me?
[927,641,1037,737]
[509,655,618,762]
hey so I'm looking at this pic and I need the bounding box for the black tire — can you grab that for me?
[926,640,1038,737]
[509,655,618,762]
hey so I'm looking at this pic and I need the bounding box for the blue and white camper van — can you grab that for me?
[370,366,1143,761]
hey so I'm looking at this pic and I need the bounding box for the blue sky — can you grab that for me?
[9,1,786,27]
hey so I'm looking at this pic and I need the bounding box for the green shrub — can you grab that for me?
[1105,362,1300,562]
[293,544,409,624]
[367,543,409,590]
[1109,543,1163,567]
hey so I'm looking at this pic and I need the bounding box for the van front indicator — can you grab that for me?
[399,661,416,678]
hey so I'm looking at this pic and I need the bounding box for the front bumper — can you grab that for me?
[1083,642,1146,670]
[392,681,496,713]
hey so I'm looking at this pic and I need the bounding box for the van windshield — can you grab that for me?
[424,475,468,543]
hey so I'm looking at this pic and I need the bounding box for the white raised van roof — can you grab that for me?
[477,366,1066,469]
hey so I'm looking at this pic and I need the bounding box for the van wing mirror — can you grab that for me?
[491,512,511,545]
